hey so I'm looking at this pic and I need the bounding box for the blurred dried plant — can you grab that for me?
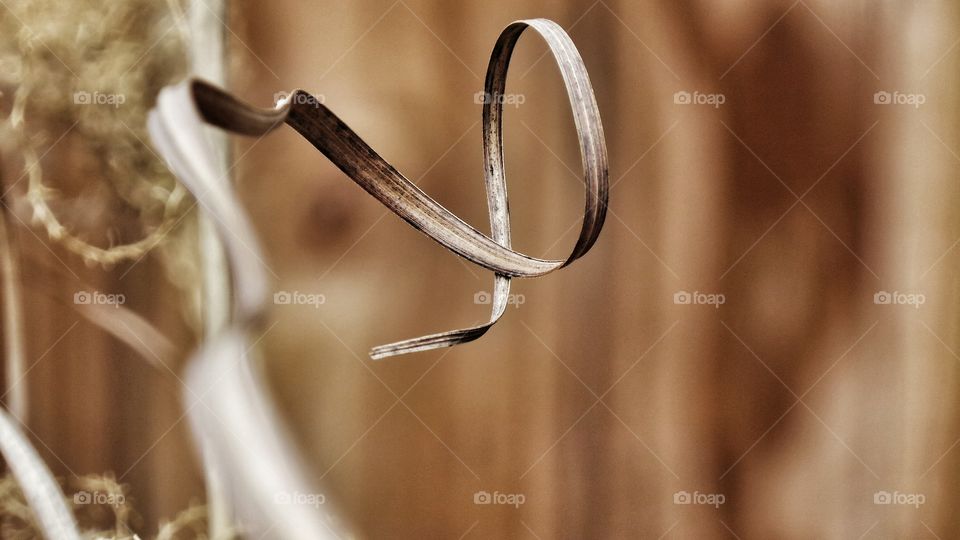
[0,472,209,539]
[0,1,211,537]
[0,0,200,315]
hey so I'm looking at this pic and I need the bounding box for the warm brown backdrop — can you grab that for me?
[6,0,960,538]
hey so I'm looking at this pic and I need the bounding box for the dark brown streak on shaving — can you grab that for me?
[187,18,607,359]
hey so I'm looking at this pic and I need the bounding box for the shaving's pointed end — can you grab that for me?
[369,346,401,361]
[369,325,493,360]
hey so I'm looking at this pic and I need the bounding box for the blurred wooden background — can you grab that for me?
[5,0,960,537]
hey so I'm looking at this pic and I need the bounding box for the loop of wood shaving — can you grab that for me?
[160,18,608,359]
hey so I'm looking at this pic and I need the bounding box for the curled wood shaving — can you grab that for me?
[146,18,605,538]
[151,18,608,359]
